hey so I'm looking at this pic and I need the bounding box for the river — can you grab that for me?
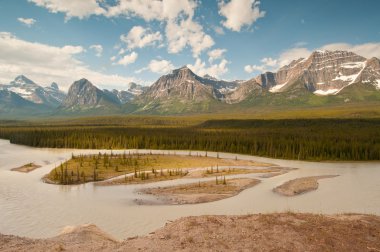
[0,139,379,239]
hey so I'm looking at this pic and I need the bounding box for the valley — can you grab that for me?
[2,1,380,250]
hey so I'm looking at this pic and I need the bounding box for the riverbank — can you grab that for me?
[1,213,379,251]
[139,178,260,205]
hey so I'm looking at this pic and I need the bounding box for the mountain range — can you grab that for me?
[1,50,379,117]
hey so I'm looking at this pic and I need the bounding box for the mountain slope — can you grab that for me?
[264,50,380,95]
[0,89,50,118]
[227,50,380,105]
[44,82,66,105]
[132,66,229,114]
[0,75,65,107]
[59,78,121,114]
[105,82,147,104]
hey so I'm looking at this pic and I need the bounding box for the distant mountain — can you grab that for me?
[44,82,66,104]
[0,89,50,118]
[226,50,380,104]
[1,50,380,117]
[133,66,239,113]
[0,75,66,107]
[59,78,122,113]
[104,82,147,104]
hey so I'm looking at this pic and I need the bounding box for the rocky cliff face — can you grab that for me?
[44,82,66,104]
[225,79,262,104]
[61,79,120,110]
[141,66,222,102]
[107,82,147,104]
[267,50,378,95]
[358,57,380,88]
[225,50,380,104]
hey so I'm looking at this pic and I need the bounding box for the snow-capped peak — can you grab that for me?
[13,75,36,85]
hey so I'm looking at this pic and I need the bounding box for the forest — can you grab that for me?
[0,117,379,161]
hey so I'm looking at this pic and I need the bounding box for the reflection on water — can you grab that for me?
[0,139,380,239]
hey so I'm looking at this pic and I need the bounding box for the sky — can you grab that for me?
[0,0,380,91]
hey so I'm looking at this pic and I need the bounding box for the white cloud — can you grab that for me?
[136,59,175,74]
[28,0,106,20]
[30,0,214,57]
[105,0,196,22]
[219,0,265,32]
[208,48,227,63]
[115,51,138,66]
[17,17,36,27]
[106,0,213,56]
[245,48,310,74]
[244,64,266,74]
[244,57,277,73]
[89,44,103,57]
[261,57,278,67]
[0,32,137,90]
[120,26,162,50]
[166,18,214,57]
[188,58,229,78]
[276,47,310,67]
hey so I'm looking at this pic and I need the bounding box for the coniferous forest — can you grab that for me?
[0,118,379,161]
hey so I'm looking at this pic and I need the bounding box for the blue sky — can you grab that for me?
[0,0,380,90]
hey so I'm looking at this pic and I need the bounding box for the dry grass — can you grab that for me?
[96,172,187,186]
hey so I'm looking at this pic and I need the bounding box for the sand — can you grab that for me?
[139,178,260,204]
[1,213,379,251]
[273,175,339,196]
[11,163,41,173]
[96,166,294,186]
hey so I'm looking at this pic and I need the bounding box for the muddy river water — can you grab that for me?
[0,139,379,239]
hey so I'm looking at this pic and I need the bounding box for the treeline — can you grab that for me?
[0,119,380,161]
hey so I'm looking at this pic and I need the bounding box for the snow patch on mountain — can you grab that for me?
[375,80,380,89]
[313,89,340,95]
[269,82,288,93]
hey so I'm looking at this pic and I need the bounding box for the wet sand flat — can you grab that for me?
[273,175,339,196]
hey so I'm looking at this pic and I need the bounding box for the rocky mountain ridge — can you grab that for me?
[255,50,380,95]
[1,50,380,116]
[0,75,66,107]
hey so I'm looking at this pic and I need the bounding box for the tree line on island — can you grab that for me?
[48,152,192,185]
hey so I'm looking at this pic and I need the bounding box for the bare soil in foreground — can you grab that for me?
[139,178,260,205]
[273,175,339,196]
[1,213,379,252]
